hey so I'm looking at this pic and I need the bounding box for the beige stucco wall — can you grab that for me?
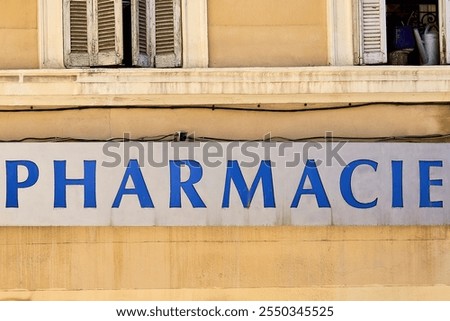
[0,104,448,141]
[207,0,328,67]
[0,226,449,300]
[0,0,39,69]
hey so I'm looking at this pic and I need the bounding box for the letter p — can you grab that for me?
[6,160,39,208]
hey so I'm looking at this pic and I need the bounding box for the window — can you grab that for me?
[356,0,450,65]
[63,0,182,68]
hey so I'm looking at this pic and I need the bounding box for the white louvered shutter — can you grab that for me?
[154,0,182,67]
[360,0,387,64]
[446,0,450,63]
[63,0,92,67]
[92,0,123,66]
[131,0,154,66]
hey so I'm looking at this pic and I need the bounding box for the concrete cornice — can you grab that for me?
[0,67,450,107]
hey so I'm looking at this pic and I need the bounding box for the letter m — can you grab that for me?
[222,160,275,208]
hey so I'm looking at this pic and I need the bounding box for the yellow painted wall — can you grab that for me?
[0,0,39,69]
[0,226,449,300]
[208,0,328,67]
[0,105,447,142]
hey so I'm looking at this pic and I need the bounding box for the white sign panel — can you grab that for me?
[0,142,449,226]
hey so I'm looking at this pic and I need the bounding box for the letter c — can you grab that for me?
[340,159,378,209]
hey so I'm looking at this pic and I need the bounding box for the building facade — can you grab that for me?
[0,0,449,300]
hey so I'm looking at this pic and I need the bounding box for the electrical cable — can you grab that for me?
[0,102,449,142]
[0,101,449,113]
[1,132,450,143]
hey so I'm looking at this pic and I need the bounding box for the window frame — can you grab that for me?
[351,0,450,65]
[38,0,208,69]
[327,0,354,66]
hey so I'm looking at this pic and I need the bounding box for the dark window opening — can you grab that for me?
[122,0,133,67]
[386,0,439,65]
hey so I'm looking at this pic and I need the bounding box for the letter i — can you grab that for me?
[392,161,403,208]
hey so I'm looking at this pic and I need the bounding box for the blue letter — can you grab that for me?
[6,160,39,208]
[419,160,443,208]
[54,160,96,208]
[340,159,378,209]
[222,160,275,208]
[170,160,206,208]
[392,161,403,208]
[112,159,153,208]
[291,159,330,208]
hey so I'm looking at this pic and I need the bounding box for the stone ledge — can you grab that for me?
[0,67,450,106]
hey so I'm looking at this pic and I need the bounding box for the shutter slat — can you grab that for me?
[70,0,88,53]
[97,0,116,51]
[138,0,148,54]
[155,0,175,55]
[446,0,450,64]
[92,0,123,66]
[64,0,91,67]
[131,0,153,67]
[153,0,182,67]
[360,0,387,64]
